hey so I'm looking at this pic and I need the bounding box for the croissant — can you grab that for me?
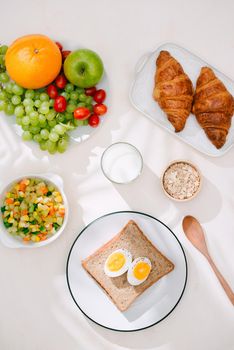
[153,50,193,132]
[192,67,234,149]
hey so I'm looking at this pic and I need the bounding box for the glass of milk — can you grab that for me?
[101,142,143,184]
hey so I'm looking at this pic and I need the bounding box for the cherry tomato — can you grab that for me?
[93,103,107,116]
[55,42,63,51]
[55,74,67,89]
[88,114,100,127]
[47,85,58,99]
[73,107,91,120]
[62,50,71,61]
[85,87,96,96]
[54,96,67,112]
[93,89,106,103]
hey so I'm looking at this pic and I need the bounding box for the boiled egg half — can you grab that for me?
[127,257,151,286]
[104,249,132,277]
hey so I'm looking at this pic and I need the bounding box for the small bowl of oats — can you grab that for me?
[161,160,202,202]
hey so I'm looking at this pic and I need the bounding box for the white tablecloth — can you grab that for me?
[0,0,233,349]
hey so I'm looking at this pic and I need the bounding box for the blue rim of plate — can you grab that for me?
[66,210,188,332]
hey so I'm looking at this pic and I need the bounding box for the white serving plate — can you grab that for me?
[66,211,187,332]
[130,42,234,157]
[0,173,68,248]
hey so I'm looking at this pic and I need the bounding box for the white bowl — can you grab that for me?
[0,173,68,248]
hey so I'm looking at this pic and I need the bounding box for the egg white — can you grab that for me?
[127,257,152,286]
[104,249,132,277]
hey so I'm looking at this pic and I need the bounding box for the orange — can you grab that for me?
[5,34,62,89]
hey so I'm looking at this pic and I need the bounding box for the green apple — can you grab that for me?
[64,49,104,88]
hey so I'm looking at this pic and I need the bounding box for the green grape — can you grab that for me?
[87,104,93,112]
[0,45,8,54]
[11,95,21,105]
[33,134,42,143]
[39,105,49,115]
[63,133,70,142]
[25,105,34,115]
[25,89,35,99]
[46,110,56,121]
[39,141,47,151]
[75,87,85,94]
[34,100,42,108]
[49,99,54,107]
[4,82,13,94]
[40,92,49,102]
[78,93,87,102]
[23,98,34,107]
[46,140,57,154]
[0,55,4,65]
[66,103,76,113]
[69,99,77,105]
[22,116,30,125]
[4,103,15,115]
[29,126,41,134]
[12,84,24,96]
[29,111,39,119]
[38,114,46,124]
[57,138,68,153]
[15,117,22,125]
[56,114,65,123]
[77,102,86,108]
[85,96,93,104]
[22,131,32,141]
[54,124,66,135]
[40,129,49,140]
[83,119,89,126]
[48,119,56,127]
[34,92,41,100]
[70,91,79,100]
[74,119,88,127]
[14,105,25,117]
[22,125,30,131]
[64,112,73,120]
[0,90,7,100]
[65,83,74,93]
[0,72,9,83]
[0,100,6,111]
[49,132,59,142]
[60,92,70,100]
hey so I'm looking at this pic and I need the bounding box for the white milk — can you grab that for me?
[101,143,143,184]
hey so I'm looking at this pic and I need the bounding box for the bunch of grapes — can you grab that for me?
[0,43,106,154]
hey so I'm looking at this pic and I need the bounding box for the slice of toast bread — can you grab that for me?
[82,220,174,311]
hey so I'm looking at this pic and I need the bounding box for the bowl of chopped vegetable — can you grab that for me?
[0,173,68,248]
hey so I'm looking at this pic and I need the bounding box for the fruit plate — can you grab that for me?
[130,42,234,157]
[66,211,187,332]
[11,72,109,144]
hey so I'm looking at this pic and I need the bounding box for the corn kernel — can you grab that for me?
[22,215,29,221]
[55,196,62,203]
[35,236,40,242]
[8,217,14,223]
[14,201,20,205]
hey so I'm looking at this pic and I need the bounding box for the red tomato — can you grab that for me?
[55,74,67,89]
[88,114,100,127]
[93,89,106,103]
[55,42,63,51]
[54,96,67,112]
[62,50,71,61]
[47,85,58,99]
[85,87,96,96]
[73,107,91,120]
[93,103,107,116]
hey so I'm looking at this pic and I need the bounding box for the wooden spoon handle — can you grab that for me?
[206,255,234,305]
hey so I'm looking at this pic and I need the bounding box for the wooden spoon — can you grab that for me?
[182,215,234,305]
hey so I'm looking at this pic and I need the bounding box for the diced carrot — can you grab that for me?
[23,236,31,242]
[40,187,48,195]
[19,183,26,192]
[21,209,28,216]
[49,207,55,216]
[58,208,65,217]
[5,198,14,205]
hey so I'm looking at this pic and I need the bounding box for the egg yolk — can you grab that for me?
[133,261,151,280]
[107,253,126,272]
